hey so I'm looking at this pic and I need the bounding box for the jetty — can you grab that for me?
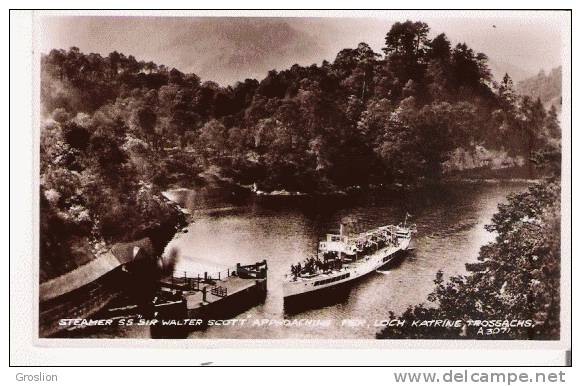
[151,260,267,337]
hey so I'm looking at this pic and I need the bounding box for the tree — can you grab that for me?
[356,98,392,143]
[383,20,430,59]
[545,105,561,139]
[136,106,157,133]
[198,119,227,160]
[451,43,491,92]
[498,73,517,111]
[428,33,451,62]
[62,121,90,151]
[383,20,430,85]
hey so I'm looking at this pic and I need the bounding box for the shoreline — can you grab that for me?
[174,171,543,200]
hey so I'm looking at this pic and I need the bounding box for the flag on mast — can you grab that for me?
[404,212,412,227]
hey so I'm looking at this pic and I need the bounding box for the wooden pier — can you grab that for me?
[151,260,267,337]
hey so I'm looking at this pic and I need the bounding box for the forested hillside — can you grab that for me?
[40,20,561,280]
[517,66,562,114]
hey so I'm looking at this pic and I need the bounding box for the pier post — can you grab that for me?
[218,271,221,280]
[202,287,207,302]
[204,271,207,281]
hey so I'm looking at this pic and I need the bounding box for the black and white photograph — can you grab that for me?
[28,9,569,346]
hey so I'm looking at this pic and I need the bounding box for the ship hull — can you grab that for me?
[283,237,411,302]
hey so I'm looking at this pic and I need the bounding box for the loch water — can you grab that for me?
[157,180,533,339]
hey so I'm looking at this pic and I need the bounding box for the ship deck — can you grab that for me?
[287,245,400,283]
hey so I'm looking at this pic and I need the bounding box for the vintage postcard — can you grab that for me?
[20,9,570,357]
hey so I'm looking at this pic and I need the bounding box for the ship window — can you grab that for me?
[314,273,351,286]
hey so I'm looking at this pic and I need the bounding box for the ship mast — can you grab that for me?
[339,222,343,261]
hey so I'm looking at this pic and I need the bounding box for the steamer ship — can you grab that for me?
[283,215,416,302]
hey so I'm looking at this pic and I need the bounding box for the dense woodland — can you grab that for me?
[40,20,562,281]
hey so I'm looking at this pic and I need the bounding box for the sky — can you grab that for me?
[37,12,566,85]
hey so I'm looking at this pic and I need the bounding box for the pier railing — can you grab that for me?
[235,260,268,279]
[210,286,228,297]
[163,260,267,291]
[168,267,235,286]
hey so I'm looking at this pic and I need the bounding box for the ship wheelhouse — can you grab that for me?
[316,224,403,263]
